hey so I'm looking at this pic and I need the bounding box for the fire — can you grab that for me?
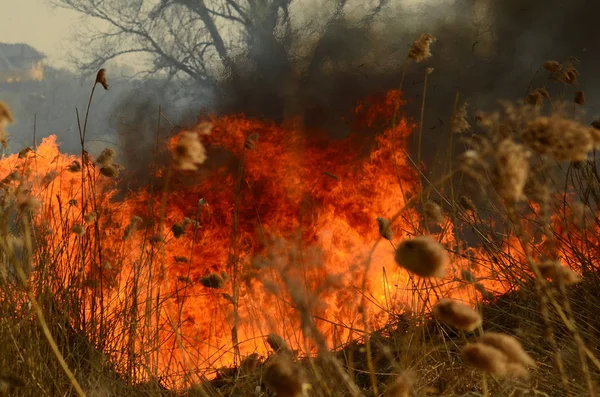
[3,90,508,386]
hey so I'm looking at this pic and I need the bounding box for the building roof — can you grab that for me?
[0,43,45,72]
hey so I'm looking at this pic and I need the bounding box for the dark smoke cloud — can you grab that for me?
[107,0,600,186]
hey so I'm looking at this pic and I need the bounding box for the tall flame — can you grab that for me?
[2,90,508,386]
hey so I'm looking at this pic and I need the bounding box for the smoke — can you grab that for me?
[104,0,600,186]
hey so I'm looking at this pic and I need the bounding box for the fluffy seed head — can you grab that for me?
[200,273,226,289]
[263,355,303,397]
[451,102,470,133]
[493,139,530,202]
[267,333,290,354]
[394,236,447,278]
[459,195,476,212]
[462,343,508,377]
[526,88,550,106]
[174,131,207,170]
[18,196,40,213]
[171,223,185,238]
[67,160,82,173]
[95,148,115,167]
[84,212,97,224]
[71,224,85,236]
[433,299,482,332]
[376,217,394,240]
[423,201,444,224]
[522,116,600,162]
[408,34,436,62]
[574,90,586,105]
[100,164,120,178]
[95,68,109,90]
[542,61,561,73]
[480,332,536,368]
[536,261,582,285]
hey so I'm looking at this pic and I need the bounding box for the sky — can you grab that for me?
[1,0,83,69]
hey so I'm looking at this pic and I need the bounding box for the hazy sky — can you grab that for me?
[1,0,81,69]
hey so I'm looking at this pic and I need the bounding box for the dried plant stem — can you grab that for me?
[417,69,431,166]
[15,219,87,397]
[228,151,246,366]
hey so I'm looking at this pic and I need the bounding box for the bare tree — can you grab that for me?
[50,0,405,124]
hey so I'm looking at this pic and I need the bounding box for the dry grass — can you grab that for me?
[1,38,600,397]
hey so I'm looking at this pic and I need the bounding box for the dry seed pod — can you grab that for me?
[462,343,508,377]
[574,90,586,105]
[71,224,85,236]
[200,273,226,289]
[408,33,436,62]
[480,332,536,368]
[263,355,303,397]
[394,236,447,278]
[174,131,207,170]
[100,164,119,178]
[424,201,444,224]
[535,261,582,285]
[493,139,530,202]
[95,148,115,166]
[171,223,185,238]
[376,217,394,240]
[451,102,470,133]
[459,195,476,212]
[542,60,561,73]
[95,68,109,90]
[432,299,482,332]
[266,333,290,354]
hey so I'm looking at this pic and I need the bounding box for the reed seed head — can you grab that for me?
[95,68,109,90]
[433,299,482,332]
[574,90,586,105]
[174,131,207,170]
[424,201,444,224]
[408,34,436,62]
[263,355,303,397]
[394,236,447,278]
[95,148,115,167]
[376,217,394,240]
[493,139,530,202]
[100,164,120,178]
[480,332,536,368]
[542,61,561,73]
[522,115,600,161]
[462,343,508,377]
[71,224,85,236]
[266,333,290,354]
[451,102,470,133]
[200,273,226,289]
[536,260,582,285]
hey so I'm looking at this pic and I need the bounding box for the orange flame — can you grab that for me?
[3,90,511,386]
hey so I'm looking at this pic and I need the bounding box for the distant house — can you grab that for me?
[0,43,45,83]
